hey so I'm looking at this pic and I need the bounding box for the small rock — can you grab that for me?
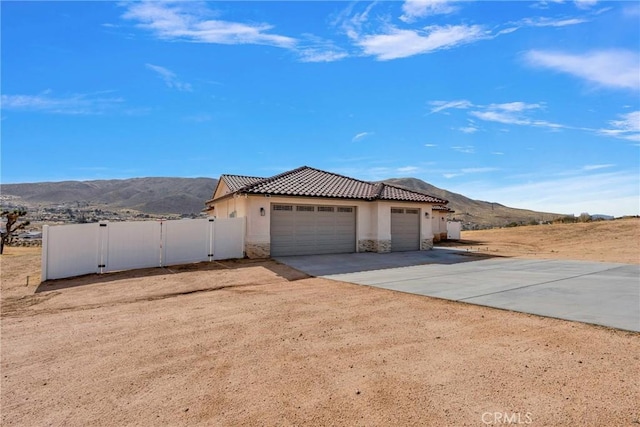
[355,389,361,395]
[184,408,189,412]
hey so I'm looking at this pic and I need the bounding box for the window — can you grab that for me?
[337,207,353,213]
[273,205,293,211]
[391,208,404,214]
[296,205,315,212]
[406,209,419,214]
[318,206,335,212]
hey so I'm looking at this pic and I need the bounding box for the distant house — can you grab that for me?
[205,166,450,258]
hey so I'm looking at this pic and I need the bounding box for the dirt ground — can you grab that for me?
[1,220,639,426]
[439,217,640,264]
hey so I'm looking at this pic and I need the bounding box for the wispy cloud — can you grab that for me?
[458,126,479,134]
[470,102,564,129]
[451,145,475,154]
[352,131,374,142]
[519,16,589,27]
[444,166,498,178]
[295,33,349,63]
[574,0,598,10]
[457,170,639,217]
[122,2,296,48]
[397,165,420,174]
[430,99,566,131]
[146,64,192,91]
[598,111,640,142]
[400,0,459,23]
[1,91,123,115]
[356,24,488,61]
[424,143,438,147]
[524,49,640,91]
[428,99,473,114]
[582,164,614,171]
[124,2,350,63]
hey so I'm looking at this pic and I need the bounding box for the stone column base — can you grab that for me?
[421,238,434,250]
[245,242,270,259]
[358,239,391,253]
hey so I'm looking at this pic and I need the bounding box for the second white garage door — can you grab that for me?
[391,208,420,251]
[270,204,356,257]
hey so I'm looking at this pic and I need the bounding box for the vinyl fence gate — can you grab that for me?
[41,217,245,281]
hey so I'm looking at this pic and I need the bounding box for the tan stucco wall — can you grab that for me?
[210,195,438,257]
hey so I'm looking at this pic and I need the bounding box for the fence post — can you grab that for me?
[40,225,49,282]
[208,218,215,262]
[98,222,108,274]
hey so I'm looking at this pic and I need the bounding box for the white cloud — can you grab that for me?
[357,24,487,61]
[352,131,373,142]
[442,167,498,179]
[146,64,192,91]
[525,49,640,91]
[298,48,348,63]
[451,145,475,154]
[469,102,564,129]
[397,166,420,173]
[574,0,598,9]
[400,0,458,23]
[582,164,614,171]
[424,144,438,147]
[1,91,123,115]
[458,126,478,134]
[122,1,296,48]
[598,111,640,142]
[428,99,473,114]
[520,17,588,27]
[488,102,542,112]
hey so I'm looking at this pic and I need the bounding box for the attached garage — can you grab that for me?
[206,166,450,258]
[391,208,420,251]
[270,204,356,256]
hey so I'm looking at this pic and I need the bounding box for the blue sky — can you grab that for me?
[1,1,639,216]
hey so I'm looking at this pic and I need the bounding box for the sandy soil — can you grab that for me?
[1,221,639,426]
[439,218,640,264]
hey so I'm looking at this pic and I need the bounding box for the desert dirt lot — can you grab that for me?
[1,219,639,426]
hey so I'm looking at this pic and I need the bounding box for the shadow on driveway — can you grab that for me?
[275,248,500,277]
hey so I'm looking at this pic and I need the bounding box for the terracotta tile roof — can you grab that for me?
[212,166,448,204]
[221,174,264,192]
[433,205,455,213]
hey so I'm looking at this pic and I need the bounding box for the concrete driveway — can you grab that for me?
[276,249,640,332]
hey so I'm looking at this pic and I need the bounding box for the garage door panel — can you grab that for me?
[391,209,420,252]
[271,204,356,256]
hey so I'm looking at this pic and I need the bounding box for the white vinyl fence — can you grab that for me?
[41,218,245,281]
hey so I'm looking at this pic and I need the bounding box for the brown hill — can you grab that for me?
[383,178,564,228]
[1,177,218,215]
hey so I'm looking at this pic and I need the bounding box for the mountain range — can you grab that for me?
[1,177,564,227]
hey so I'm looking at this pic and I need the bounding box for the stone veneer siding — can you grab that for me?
[245,242,270,259]
[358,239,392,253]
[421,238,434,250]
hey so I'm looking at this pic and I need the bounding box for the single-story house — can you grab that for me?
[205,166,450,258]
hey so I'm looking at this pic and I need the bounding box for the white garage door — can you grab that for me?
[270,204,356,257]
[391,208,420,251]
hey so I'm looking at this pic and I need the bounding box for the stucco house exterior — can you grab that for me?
[432,205,455,242]
[205,166,450,258]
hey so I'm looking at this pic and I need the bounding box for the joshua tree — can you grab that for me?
[0,210,31,255]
